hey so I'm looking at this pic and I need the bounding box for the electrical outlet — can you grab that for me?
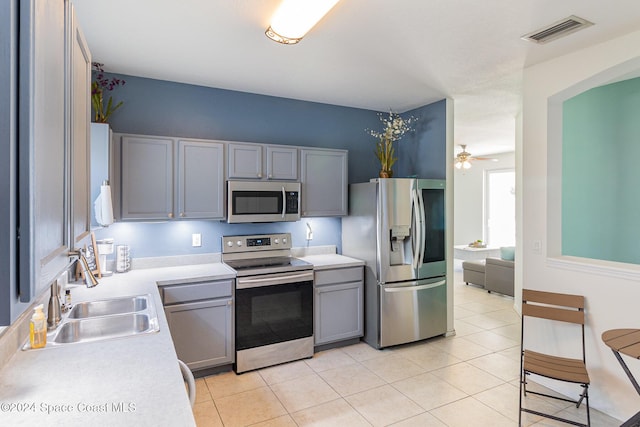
[192,233,202,247]
[532,240,541,254]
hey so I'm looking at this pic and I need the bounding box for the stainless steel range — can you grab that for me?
[222,233,314,373]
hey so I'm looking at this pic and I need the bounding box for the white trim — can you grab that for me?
[547,255,640,281]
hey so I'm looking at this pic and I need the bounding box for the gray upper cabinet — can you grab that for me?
[228,143,262,179]
[118,135,225,221]
[266,146,298,180]
[7,0,90,316]
[18,0,69,304]
[300,148,348,217]
[121,136,174,220]
[68,2,91,247]
[228,143,298,180]
[177,140,224,219]
[0,0,22,323]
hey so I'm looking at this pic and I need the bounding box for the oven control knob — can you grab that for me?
[274,238,279,244]
[282,237,287,244]
[226,241,233,247]
[236,240,243,247]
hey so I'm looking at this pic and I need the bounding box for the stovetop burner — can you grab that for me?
[224,256,300,270]
[221,233,313,277]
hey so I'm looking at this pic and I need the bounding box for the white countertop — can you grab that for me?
[0,253,363,426]
[0,262,235,427]
[298,254,365,270]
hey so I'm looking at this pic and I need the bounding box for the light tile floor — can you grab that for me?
[192,271,622,426]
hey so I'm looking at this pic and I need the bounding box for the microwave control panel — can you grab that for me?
[285,191,299,214]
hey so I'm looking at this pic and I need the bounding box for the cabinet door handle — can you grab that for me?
[180,212,185,217]
[168,213,174,218]
[257,173,262,178]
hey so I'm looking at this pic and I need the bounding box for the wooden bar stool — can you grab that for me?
[602,329,640,427]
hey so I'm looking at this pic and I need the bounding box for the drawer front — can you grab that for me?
[315,266,363,286]
[163,280,233,304]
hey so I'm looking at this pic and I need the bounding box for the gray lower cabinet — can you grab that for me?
[162,279,234,370]
[314,266,364,346]
[300,148,348,217]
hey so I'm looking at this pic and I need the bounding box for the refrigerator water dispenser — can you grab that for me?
[389,225,410,266]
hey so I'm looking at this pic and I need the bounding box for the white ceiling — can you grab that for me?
[73,0,640,157]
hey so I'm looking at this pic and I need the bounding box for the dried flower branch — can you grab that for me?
[366,111,417,174]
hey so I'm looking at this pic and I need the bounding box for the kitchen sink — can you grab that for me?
[68,295,149,319]
[24,294,160,349]
[53,313,159,344]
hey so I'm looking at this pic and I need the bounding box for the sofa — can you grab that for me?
[462,246,515,297]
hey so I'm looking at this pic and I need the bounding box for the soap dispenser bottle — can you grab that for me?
[29,304,46,349]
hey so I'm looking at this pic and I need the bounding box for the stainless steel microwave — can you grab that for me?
[227,181,301,223]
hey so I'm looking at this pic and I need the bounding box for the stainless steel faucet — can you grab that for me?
[69,249,99,288]
[47,280,62,330]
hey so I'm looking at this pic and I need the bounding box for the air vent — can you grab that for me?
[522,15,593,44]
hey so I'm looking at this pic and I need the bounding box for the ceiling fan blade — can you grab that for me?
[471,156,498,161]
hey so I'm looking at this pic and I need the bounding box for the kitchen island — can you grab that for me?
[0,262,235,427]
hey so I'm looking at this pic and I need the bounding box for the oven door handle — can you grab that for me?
[237,271,314,289]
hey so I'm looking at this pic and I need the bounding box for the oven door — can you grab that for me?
[235,270,313,351]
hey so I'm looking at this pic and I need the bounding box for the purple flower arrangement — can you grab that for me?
[91,62,126,123]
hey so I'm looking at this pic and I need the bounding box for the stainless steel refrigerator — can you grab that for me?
[342,178,447,349]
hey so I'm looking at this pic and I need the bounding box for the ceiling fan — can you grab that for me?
[454,145,498,169]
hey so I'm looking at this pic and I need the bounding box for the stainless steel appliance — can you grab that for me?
[227,181,301,223]
[222,233,314,373]
[342,178,447,349]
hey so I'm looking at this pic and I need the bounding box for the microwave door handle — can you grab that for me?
[281,186,286,219]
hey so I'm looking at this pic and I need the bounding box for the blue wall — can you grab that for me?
[398,100,447,179]
[93,74,447,257]
[562,77,640,264]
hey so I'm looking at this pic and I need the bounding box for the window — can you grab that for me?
[485,169,515,247]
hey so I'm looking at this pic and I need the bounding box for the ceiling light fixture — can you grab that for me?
[454,145,473,169]
[266,0,340,45]
[454,145,499,169]
[454,158,472,170]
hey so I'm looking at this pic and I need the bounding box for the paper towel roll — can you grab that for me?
[94,184,114,227]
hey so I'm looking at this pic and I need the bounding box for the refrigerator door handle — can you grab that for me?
[411,188,422,269]
[413,188,426,269]
[383,280,446,292]
[418,188,427,268]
